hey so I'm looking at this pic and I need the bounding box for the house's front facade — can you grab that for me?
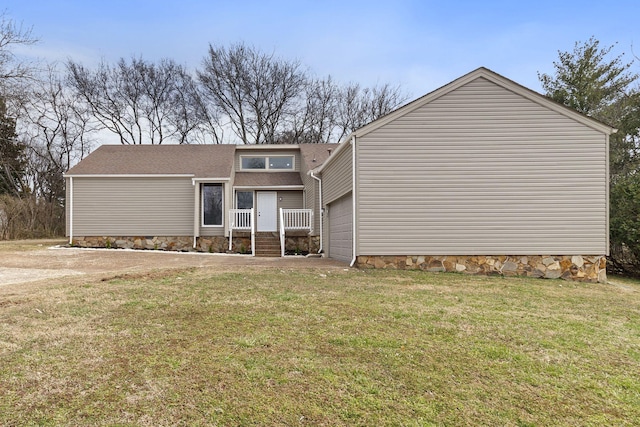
[66,67,614,282]
[66,143,335,256]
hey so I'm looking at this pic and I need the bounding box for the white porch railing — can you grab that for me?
[279,208,314,256]
[281,209,314,231]
[229,208,255,254]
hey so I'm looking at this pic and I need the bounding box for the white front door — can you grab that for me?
[257,192,278,231]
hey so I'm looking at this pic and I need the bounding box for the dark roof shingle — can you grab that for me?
[67,143,340,179]
[233,172,303,187]
[66,144,236,178]
[299,143,339,172]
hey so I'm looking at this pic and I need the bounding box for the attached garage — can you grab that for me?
[315,67,612,282]
[328,192,352,263]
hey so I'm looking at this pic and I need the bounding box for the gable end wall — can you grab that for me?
[356,77,608,256]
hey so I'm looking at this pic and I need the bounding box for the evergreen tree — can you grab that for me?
[539,37,640,275]
[0,96,26,195]
[539,37,640,177]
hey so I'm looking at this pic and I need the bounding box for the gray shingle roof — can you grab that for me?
[66,143,340,181]
[299,143,339,172]
[233,172,303,187]
[66,144,236,178]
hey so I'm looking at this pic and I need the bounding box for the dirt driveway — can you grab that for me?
[0,239,348,288]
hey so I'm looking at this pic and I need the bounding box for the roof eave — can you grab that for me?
[233,185,305,190]
[314,133,354,174]
[348,67,616,138]
[235,144,300,150]
[477,69,617,135]
[64,173,196,178]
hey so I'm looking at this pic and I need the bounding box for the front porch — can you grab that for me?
[229,208,315,257]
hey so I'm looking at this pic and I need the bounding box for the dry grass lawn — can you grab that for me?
[0,256,639,425]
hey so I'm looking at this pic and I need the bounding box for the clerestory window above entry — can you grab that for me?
[241,155,294,170]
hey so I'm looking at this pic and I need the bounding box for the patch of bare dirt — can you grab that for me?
[0,241,348,290]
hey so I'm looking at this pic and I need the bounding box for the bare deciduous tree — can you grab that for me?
[167,71,222,144]
[273,77,339,144]
[0,13,37,89]
[0,95,26,195]
[198,44,406,144]
[67,57,210,144]
[198,43,307,144]
[0,14,66,240]
[335,82,406,141]
[0,13,37,197]
[20,65,96,200]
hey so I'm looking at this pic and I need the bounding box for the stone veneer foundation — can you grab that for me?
[72,235,320,255]
[356,255,607,283]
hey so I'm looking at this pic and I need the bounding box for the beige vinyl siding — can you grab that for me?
[357,77,608,255]
[300,172,320,235]
[277,190,304,210]
[71,177,194,236]
[235,150,300,172]
[321,143,353,254]
[298,145,337,237]
[322,143,353,204]
[301,170,314,207]
[277,190,304,230]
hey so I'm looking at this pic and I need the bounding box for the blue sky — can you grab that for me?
[4,0,640,99]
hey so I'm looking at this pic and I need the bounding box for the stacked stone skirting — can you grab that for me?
[356,255,607,282]
[72,235,320,255]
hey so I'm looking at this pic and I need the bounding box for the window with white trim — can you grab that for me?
[236,191,253,209]
[202,184,223,226]
[240,155,294,170]
[269,156,293,169]
[241,157,266,169]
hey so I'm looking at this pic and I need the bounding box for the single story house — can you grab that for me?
[66,67,614,282]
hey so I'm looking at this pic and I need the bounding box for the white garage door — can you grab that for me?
[328,193,352,263]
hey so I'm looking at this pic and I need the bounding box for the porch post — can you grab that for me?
[68,176,73,245]
[228,210,233,252]
[193,181,199,249]
[279,208,285,257]
[251,208,256,256]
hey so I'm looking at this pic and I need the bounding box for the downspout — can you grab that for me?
[310,170,323,254]
[350,135,357,267]
[193,180,198,249]
[68,176,73,245]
